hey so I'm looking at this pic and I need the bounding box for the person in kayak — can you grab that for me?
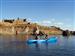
[32,26,39,40]
[33,26,48,40]
[45,34,48,39]
[35,35,38,40]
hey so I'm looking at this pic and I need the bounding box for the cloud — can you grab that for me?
[27,18,32,22]
[27,18,74,31]
[30,19,64,27]
[32,20,52,26]
[53,22,64,26]
[41,20,51,24]
[51,18,55,22]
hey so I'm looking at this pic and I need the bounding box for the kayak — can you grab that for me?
[27,37,57,44]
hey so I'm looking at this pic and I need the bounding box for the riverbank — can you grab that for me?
[0,18,74,35]
[0,18,63,35]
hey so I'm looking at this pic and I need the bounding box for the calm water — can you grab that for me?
[0,35,75,56]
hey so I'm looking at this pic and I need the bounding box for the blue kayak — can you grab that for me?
[27,37,57,43]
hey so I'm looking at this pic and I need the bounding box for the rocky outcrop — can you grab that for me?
[0,18,70,35]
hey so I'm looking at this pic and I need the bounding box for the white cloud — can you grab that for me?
[27,18,32,22]
[32,20,52,26]
[41,20,51,24]
[51,18,55,22]
[27,18,74,31]
[30,19,64,27]
[53,22,64,26]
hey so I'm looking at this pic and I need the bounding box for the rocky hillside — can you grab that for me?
[0,18,63,35]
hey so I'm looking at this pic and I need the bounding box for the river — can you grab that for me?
[0,35,75,56]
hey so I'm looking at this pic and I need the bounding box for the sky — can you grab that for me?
[0,0,75,31]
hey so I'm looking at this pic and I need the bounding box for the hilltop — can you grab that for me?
[0,18,74,35]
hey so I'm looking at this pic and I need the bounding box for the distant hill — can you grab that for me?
[0,18,65,35]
